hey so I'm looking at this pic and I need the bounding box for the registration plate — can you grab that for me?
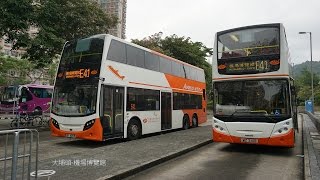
[65,134,76,138]
[240,138,258,144]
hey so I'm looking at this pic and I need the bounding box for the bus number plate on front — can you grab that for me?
[241,138,258,144]
[66,134,76,138]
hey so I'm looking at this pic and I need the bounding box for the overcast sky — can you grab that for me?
[126,0,320,65]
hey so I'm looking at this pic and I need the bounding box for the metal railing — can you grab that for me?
[0,129,39,180]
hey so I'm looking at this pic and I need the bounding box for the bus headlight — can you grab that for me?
[51,118,60,130]
[83,119,95,131]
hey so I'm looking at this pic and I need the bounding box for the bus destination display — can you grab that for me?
[218,59,280,74]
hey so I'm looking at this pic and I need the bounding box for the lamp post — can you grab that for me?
[299,31,314,113]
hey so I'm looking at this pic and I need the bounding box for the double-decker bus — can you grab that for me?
[212,23,297,147]
[50,34,207,141]
[0,84,53,115]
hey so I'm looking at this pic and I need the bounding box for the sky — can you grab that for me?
[126,0,320,65]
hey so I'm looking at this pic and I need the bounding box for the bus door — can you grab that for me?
[161,92,172,130]
[101,85,124,138]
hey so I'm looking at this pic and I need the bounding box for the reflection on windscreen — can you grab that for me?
[214,80,290,116]
[52,84,97,116]
[1,87,18,101]
[218,27,280,59]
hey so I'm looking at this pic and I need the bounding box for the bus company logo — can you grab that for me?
[183,84,201,92]
[58,73,64,78]
[108,66,125,80]
[91,70,98,75]
[269,59,280,65]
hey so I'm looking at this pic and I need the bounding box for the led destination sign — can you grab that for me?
[57,68,99,79]
[218,59,280,75]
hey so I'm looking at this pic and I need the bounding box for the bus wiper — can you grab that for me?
[227,111,242,120]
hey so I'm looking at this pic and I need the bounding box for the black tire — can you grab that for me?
[127,119,142,140]
[183,115,190,130]
[10,119,18,129]
[192,114,198,128]
[34,107,42,116]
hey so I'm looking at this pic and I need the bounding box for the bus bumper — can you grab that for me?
[212,128,295,147]
[50,118,103,141]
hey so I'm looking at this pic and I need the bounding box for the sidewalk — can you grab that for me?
[302,113,320,180]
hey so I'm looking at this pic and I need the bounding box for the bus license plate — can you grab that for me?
[66,134,76,138]
[241,138,258,144]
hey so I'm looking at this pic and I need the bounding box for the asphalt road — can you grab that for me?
[127,122,304,180]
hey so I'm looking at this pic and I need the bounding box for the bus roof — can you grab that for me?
[217,23,281,36]
[23,84,53,89]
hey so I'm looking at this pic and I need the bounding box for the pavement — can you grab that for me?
[302,112,320,180]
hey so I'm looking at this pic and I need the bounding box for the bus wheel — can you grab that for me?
[192,114,198,128]
[34,107,42,116]
[183,115,190,130]
[127,119,141,140]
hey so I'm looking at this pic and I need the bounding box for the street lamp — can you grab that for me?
[299,31,314,113]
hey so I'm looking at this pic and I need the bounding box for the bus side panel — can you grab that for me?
[127,111,161,135]
[172,110,184,129]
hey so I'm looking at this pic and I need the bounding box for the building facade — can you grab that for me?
[97,0,127,39]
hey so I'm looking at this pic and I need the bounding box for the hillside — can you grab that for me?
[293,61,320,78]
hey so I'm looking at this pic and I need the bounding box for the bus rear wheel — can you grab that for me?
[127,119,141,140]
[183,115,190,130]
[192,114,198,128]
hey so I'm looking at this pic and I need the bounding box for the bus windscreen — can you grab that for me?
[213,79,291,122]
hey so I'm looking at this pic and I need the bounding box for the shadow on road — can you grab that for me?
[54,138,126,148]
[219,143,294,157]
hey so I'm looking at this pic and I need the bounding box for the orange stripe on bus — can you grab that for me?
[212,74,289,80]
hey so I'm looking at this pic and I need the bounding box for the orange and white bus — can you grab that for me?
[212,23,297,147]
[50,34,207,141]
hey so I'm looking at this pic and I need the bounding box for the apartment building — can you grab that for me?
[97,0,127,39]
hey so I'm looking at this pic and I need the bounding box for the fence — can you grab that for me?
[0,129,39,180]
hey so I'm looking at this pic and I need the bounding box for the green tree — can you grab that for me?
[0,0,35,49]
[295,67,320,105]
[0,0,117,67]
[0,55,57,86]
[132,33,213,96]
[132,32,166,54]
[0,56,33,86]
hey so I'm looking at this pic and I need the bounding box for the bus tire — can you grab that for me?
[192,114,198,128]
[34,107,42,116]
[127,118,142,140]
[183,115,190,130]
